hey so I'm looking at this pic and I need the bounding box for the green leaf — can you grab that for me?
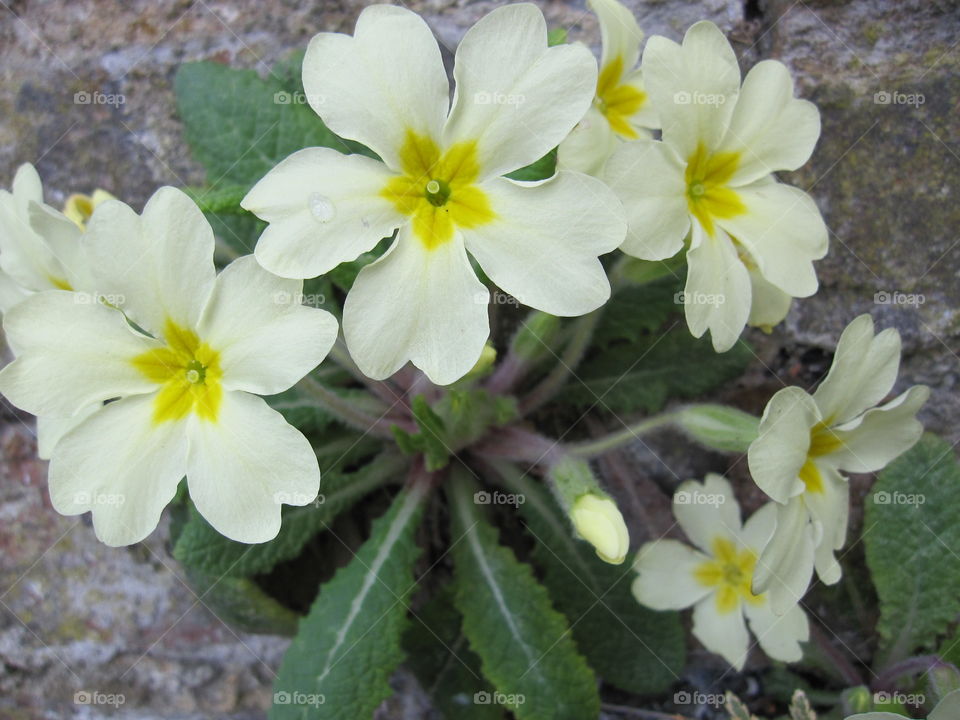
[547,27,568,46]
[183,184,249,214]
[449,473,600,720]
[505,149,557,182]
[184,568,300,636]
[174,453,405,578]
[504,468,685,695]
[563,331,753,414]
[865,434,960,657]
[270,483,428,720]
[393,395,451,471]
[592,275,684,347]
[404,585,504,720]
[174,61,356,188]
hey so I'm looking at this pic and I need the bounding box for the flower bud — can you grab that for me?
[677,404,759,453]
[570,493,629,565]
[64,188,115,229]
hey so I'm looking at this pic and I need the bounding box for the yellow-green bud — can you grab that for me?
[570,494,629,565]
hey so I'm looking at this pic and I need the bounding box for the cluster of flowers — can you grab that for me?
[0,0,929,674]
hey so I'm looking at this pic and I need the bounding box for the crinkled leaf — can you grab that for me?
[185,567,300,636]
[593,275,684,347]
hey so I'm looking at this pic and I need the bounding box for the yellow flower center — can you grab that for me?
[132,318,223,424]
[595,56,647,139]
[799,420,845,494]
[381,130,495,250]
[684,142,746,236]
[694,537,764,614]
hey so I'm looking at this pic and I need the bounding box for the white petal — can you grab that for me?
[11,163,43,208]
[302,4,449,172]
[692,595,750,670]
[930,691,960,720]
[27,202,93,290]
[557,106,618,177]
[0,292,160,417]
[197,256,339,395]
[828,385,929,472]
[632,539,711,610]
[747,263,792,331]
[813,314,903,425]
[740,502,778,554]
[462,172,622,316]
[591,0,643,72]
[343,226,489,385]
[641,21,740,159]
[0,270,27,312]
[48,395,188,547]
[243,147,404,279]
[672,473,742,553]
[84,188,216,334]
[716,181,827,298]
[36,406,98,460]
[719,61,820,186]
[749,386,820,503]
[803,463,849,585]
[744,599,809,664]
[683,223,751,352]
[444,4,597,179]
[753,498,815,615]
[186,391,320,543]
[604,139,690,260]
[0,176,65,293]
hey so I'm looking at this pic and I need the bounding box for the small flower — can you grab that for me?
[0,187,339,546]
[633,474,809,670]
[557,0,658,175]
[242,4,625,385]
[846,689,959,720]
[748,314,928,612]
[605,21,828,351]
[571,493,629,564]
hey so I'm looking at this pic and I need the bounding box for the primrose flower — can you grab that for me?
[64,188,116,228]
[557,0,658,175]
[242,3,626,386]
[633,474,809,670]
[748,314,929,612]
[846,689,960,720]
[605,21,828,351]
[0,187,339,546]
[571,493,630,565]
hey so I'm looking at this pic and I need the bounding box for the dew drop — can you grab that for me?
[308,192,336,223]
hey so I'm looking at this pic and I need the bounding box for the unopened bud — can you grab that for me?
[570,494,629,565]
[677,404,760,453]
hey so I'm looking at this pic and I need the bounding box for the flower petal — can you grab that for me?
[747,263,792,331]
[85,187,216,334]
[243,148,404,279]
[672,473,742,553]
[36,406,98,460]
[48,394,188,546]
[683,223,751,352]
[0,292,160,417]
[444,4,597,179]
[462,173,622,316]
[197,256,339,395]
[719,60,820,186]
[803,463,849,585]
[557,106,618,177]
[343,226,489,385]
[753,498,815,615]
[0,270,27,312]
[743,598,809,664]
[605,139,690,260]
[0,165,66,292]
[828,385,930,473]
[740,502,778,554]
[591,0,643,73]
[930,691,960,720]
[716,181,827,298]
[813,314,903,425]
[186,391,320,544]
[26,202,93,291]
[302,4,449,172]
[749,386,820,503]
[632,539,711,610]
[692,594,750,670]
[641,21,740,159]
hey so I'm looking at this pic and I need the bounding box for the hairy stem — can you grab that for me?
[567,411,683,458]
[295,374,402,437]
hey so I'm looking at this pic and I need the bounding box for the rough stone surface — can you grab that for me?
[1,0,959,717]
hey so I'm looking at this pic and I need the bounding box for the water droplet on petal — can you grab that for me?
[308,192,335,223]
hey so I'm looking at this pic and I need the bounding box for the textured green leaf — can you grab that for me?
[270,483,428,720]
[174,453,405,578]
[184,567,300,636]
[865,434,960,656]
[505,468,685,694]
[449,474,600,720]
[593,275,683,347]
[564,331,753,414]
[404,585,504,720]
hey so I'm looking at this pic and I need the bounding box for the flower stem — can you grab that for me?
[327,339,406,407]
[295,374,403,438]
[567,411,683,458]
